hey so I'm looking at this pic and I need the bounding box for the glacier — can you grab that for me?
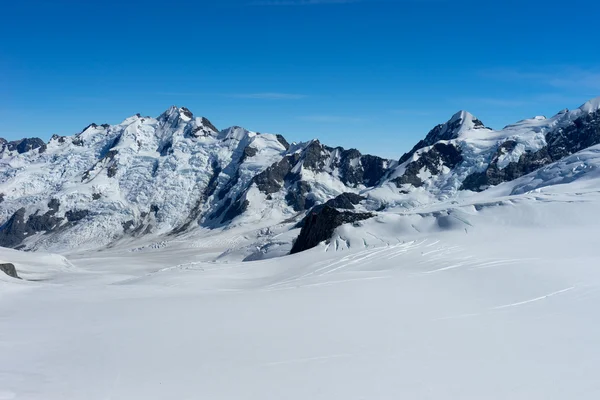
[1,97,600,399]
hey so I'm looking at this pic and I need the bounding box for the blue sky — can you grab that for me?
[1,0,599,158]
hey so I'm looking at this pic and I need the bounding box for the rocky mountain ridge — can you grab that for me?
[1,97,599,253]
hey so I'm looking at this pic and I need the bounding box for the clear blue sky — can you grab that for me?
[1,0,599,159]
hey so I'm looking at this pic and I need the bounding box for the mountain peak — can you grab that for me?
[157,105,194,122]
[579,96,600,114]
[424,110,487,144]
[448,110,487,131]
[398,110,489,164]
[449,110,473,122]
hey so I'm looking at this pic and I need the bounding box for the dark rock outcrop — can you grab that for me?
[461,144,551,191]
[301,142,390,187]
[241,145,258,161]
[4,137,46,154]
[546,109,600,160]
[27,212,63,232]
[158,140,173,156]
[0,207,65,248]
[252,141,388,205]
[324,193,364,210]
[336,149,388,187]
[276,134,290,150]
[122,220,135,232]
[191,117,219,137]
[50,134,67,143]
[462,109,600,191]
[290,205,373,254]
[180,107,193,119]
[359,155,389,187]
[393,143,463,188]
[285,181,314,211]
[0,208,29,248]
[399,112,487,164]
[65,209,89,223]
[253,154,300,195]
[204,161,222,199]
[201,117,219,134]
[0,263,20,279]
[47,199,60,215]
[302,140,329,170]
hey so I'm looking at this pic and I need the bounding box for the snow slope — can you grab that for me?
[3,97,600,399]
[2,171,600,399]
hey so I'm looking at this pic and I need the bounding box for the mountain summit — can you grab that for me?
[1,98,600,253]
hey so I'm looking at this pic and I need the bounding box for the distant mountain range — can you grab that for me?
[1,97,599,253]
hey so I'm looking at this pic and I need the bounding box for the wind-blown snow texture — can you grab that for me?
[0,96,599,254]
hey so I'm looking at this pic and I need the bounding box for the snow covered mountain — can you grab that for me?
[0,106,392,251]
[3,98,600,400]
[1,97,600,253]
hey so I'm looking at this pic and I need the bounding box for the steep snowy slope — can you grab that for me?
[381,97,600,200]
[0,107,391,251]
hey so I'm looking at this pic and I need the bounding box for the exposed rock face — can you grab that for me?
[0,208,30,248]
[399,111,488,164]
[122,220,135,232]
[50,134,67,143]
[0,263,20,279]
[252,142,389,213]
[299,141,390,187]
[0,206,66,248]
[461,143,551,191]
[242,145,258,161]
[0,201,88,248]
[26,211,63,233]
[179,107,193,119]
[324,193,364,210]
[253,155,300,195]
[546,109,600,160]
[65,209,89,222]
[47,199,60,214]
[301,140,327,170]
[285,181,314,211]
[393,143,463,188]
[290,205,373,254]
[1,137,46,154]
[276,134,290,150]
[2,100,599,252]
[462,109,600,191]
[359,155,389,187]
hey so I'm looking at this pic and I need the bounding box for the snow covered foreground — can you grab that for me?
[2,175,600,400]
